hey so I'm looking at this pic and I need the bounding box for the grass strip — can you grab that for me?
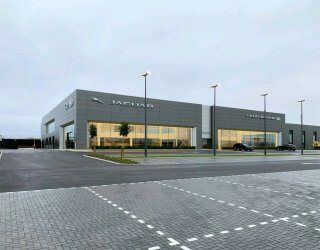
[88,153,138,164]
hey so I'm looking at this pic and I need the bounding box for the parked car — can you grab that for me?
[313,141,320,149]
[275,144,297,151]
[233,143,254,151]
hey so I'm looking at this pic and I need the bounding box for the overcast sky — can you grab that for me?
[1,0,319,138]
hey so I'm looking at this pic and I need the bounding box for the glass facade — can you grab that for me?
[64,124,75,149]
[218,129,279,149]
[289,130,294,144]
[90,122,192,148]
[46,121,55,134]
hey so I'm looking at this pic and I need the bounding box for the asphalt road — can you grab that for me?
[1,149,320,192]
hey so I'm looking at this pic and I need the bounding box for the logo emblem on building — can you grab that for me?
[246,114,281,121]
[91,97,104,104]
[111,100,154,109]
[65,98,74,110]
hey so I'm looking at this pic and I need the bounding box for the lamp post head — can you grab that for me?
[261,93,269,97]
[210,83,220,88]
[298,99,306,103]
[141,71,151,77]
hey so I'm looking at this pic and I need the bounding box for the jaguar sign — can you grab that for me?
[111,100,154,109]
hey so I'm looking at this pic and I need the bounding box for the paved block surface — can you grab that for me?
[2,168,320,249]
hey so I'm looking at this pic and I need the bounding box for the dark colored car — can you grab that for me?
[276,144,297,151]
[233,143,254,151]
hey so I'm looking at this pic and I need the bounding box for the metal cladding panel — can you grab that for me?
[75,89,202,149]
[284,123,320,150]
[214,106,286,132]
[41,91,77,149]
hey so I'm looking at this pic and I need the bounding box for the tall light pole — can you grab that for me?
[298,99,306,155]
[211,84,219,156]
[261,93,269,156]
[141,71,151,157]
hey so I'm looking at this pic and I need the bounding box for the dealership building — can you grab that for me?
[41,89,320,150]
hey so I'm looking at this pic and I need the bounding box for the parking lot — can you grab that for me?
[2,166,320,249]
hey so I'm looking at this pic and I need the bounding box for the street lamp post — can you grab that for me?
[210,84,219,156]
[141,71,151,157]
[261,93,269,156]
[298,99,306,155]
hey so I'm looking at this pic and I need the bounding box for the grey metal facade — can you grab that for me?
[42,89,202,149]
[284,123,320,150]
[41,90,77,149]
[41,89,320,150]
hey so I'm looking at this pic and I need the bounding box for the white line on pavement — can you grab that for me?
[208,177,316,200]
[0,151,2,160]
[82,154,121,165]
[148,247,160,250]
[301,163,320,165]
[167,238,180,246]
[180,246,192,250]
[84,187,187,249]
[157,181,320,235]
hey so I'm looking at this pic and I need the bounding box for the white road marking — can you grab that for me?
[210,178,316,200]
[264,213,273,217]
[82,154,121,164]
[260,222,268,225]
[301,163,320,165]
[279,217,289,221]
[167,238,180,246]
[234,227,243,231]
[187,238,198,242]
[85,188,187,249]
[248,224,256,228]
[180,246,191,250]
[0,151,3,160]
[220,230,229,234]
[204,234,214,238]
[296,223,307,227]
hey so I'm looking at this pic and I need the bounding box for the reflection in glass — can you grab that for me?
[90,122,192,148]
[64,124,75,149]
[218,129,279,149]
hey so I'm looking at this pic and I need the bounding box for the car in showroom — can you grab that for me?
[233,143,254,151]
[275,143,297,151]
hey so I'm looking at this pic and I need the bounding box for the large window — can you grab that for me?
[64,124,75,149]
[218,129,279,149]
[46,120,55,134]
[313,132,317,142]
[289,130,294,144]
[89,122,192,148]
